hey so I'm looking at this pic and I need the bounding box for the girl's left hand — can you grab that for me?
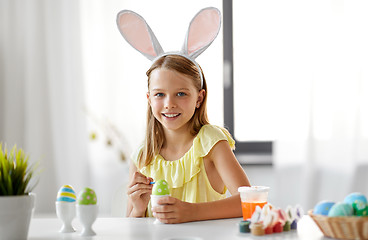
[151,196,194,224]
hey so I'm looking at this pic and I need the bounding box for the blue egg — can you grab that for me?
[328,202,354,217]
[56,185,76,203]
[344,192,367,206]
[313,201,335,215]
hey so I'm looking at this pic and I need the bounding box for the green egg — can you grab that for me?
[152,179,170,195]
[352,200,368,216]
[77,187,97,205]
[328,202,353,217]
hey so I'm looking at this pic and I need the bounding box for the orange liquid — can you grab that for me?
[241,201,267,220]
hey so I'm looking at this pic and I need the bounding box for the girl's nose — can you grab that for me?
[164,96,176,109]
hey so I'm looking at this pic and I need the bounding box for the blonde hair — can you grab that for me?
[138,55,209,168]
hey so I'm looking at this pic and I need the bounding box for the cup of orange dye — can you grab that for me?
[238,186,270,220]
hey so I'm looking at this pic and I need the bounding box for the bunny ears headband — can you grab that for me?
[116,7,222,88]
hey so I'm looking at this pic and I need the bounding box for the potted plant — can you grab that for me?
[0,143,40,240]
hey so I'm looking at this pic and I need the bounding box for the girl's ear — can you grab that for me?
[181,7,221,60]
[146,92,151,105]
[116,10,164,60]
[196,89,206,108]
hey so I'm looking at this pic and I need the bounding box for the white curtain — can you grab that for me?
[0,0,90,214]
[272,0,368,211]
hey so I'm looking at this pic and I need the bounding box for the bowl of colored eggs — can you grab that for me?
[309,192,368,240]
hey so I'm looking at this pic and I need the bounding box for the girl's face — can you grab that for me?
[147,68,205,133]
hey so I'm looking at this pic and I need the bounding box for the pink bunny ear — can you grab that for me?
[116,10,164,61]
[182,7,221,59]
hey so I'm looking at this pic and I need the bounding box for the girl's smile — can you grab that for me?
[162,113,181,119]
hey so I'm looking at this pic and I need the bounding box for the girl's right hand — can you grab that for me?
[127,172,153,217]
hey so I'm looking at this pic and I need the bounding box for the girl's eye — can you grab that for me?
[177,92,186,97]
[155,93,164,97]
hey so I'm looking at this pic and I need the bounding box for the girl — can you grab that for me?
[126,55,251,223]
[116,7,251,223]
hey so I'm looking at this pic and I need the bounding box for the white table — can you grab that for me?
[28,216,329,240]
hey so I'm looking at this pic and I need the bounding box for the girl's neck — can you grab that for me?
[161,126,195,161]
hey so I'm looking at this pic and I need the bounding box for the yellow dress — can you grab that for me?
[132,124,235,217]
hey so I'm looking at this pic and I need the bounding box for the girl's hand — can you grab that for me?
[127,172,153,217]
[151,196,194,224]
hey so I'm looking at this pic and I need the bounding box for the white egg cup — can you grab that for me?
[76,204,98,237]
[151,195,169,224]
[55,201,76,233]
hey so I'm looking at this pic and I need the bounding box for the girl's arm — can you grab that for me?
[209,140,251,196]
[152,140,251,223]
[153,193,243,223]
[192,139,251,220]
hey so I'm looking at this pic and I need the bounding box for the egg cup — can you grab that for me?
[55,201,76,233]
[77,204,98,236]
[150,195,169,224]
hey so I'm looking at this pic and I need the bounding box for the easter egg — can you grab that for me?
[56,185,76,202]
[313,201,335,216]
[328,202,353,217]
[152,179,170,195]
[352,200,368,216]
[77,187,97,205]
[344,192,367,205]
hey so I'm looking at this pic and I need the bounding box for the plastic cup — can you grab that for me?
[238,186,270,220]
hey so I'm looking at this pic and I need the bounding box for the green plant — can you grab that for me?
[0,143,39,196]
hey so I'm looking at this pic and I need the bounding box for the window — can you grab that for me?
[225,0,368,165]
[223,0,272,165]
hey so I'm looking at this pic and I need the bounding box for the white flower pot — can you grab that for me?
[0,193,36,240]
